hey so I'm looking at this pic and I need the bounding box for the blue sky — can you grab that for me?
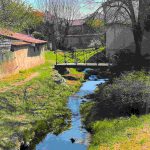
[27,0,102,17]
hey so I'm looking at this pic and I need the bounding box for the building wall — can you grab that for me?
[64,34,100,49]
[106,24,134,57]
[106,24,150,57]
[69,26,83,35]
[68,24,94,35]
[65,23,99,49]
[0,45,45,78]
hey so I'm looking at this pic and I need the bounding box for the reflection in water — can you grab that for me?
[36,78,106,150]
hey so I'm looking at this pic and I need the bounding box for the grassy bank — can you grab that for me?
[0,51,83,149]
[81,71,150,150]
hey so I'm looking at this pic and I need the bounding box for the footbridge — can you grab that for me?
[54,49,112,69]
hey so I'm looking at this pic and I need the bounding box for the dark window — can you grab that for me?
[34,47,36,52]
[11,46,14,52]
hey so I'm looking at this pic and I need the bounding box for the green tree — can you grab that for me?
[0,0,42,31]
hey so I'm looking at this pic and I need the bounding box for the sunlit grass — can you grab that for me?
[80,114,150,150]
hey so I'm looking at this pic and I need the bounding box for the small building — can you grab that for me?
[0,29,47,78]
[64,19,101,49]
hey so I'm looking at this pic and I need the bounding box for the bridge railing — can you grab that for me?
[55,48,106,65]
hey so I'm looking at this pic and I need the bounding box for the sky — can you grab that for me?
[26,0,103,18]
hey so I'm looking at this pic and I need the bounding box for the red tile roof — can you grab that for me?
[12,41,30,46]
[71,19,85,26]
[33,11,45,18]
[0,29,47,44]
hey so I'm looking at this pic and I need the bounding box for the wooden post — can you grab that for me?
[75,50,77,65]
[64,52,66,64]
[85,50,87,65]
[83,49,86,63]
[56,51,58,65]
[96,49,99,66]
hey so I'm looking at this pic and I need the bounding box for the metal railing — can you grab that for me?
[55,48,106,65]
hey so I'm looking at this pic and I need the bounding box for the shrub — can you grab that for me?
[32,31,46,40]
[92,71,150,119]
[111,50,150,75]
[88,39,102,49]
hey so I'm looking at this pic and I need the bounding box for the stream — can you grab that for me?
[36,76,107,150]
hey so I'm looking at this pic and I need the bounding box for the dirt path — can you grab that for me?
[0,72,39,93]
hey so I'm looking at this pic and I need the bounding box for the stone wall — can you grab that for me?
[0,45,45,78]
[64,34,100,49]
[106,24,150,58]
[68,24,94,35]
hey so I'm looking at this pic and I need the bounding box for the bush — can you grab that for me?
[88,39,102,49]
[32,31,46,40]
[111,50,150,75]
[92,71,150,119]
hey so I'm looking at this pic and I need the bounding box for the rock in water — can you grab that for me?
[53,71,66,84]
[70,138,75,143]
[20,141,30,150]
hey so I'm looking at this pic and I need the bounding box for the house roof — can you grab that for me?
[33,11,45,18]
[12,41,31,46]
[71,19,85,26]
[0,29,47,44]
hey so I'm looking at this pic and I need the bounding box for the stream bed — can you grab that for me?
[36,77,107,150]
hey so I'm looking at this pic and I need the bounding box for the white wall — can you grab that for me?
[106,24,150,58]
[106,24,134,57]
[65,34,101,48]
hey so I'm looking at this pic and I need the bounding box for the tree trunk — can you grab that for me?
[51,24,57,51]
[132,24,143,69]
[52,37,57,50]
[60,23,70,49]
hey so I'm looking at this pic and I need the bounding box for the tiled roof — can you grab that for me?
[33,11,45,17]
[0,29,47,44]
[71,19,85,26]
[12,41,31,46]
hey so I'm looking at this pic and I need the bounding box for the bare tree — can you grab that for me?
[36,0,80,50]
[85,0,150,67]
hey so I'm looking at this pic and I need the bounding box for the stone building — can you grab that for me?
[64,19,101,49]
[0,29,47,78]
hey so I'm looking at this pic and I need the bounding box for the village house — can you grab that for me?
[44,11,102,49]
[64,19,101,49]
[0,29,47,78]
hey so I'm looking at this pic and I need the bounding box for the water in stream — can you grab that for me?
[36,77,106,150]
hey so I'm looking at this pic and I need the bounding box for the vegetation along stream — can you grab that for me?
[36,74,107,150]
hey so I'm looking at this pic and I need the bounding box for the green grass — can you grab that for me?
[0,51,82,149]
[81,102,150,150]
[88,115,150,150]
